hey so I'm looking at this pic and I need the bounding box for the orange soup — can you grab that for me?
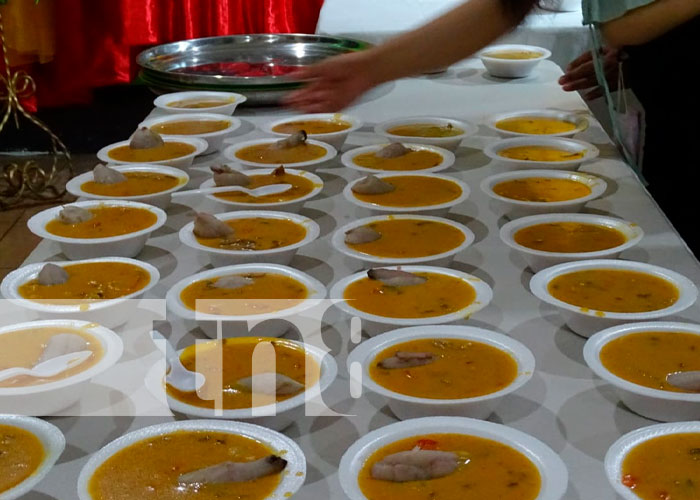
[493,177,591,202]
[272,119,351,134]
[80,171,181,197]
[498,146,585,161]
[235,143,326,164]
[484,49,543,59]
[166,97,235,109]
[495,117,577,135]
[387,123,464,138]
[195,217,307,250]
[45,206,157,239]
[370,338,518,399]
[548,269,679,313]
[514,222,627,253]
[353,150,443,171]
[358,433,541,500]
[107,142,196,162]
[150,119,231,135]
[214,171,317,204]
[0,424,45,493]
[353,175,462,207]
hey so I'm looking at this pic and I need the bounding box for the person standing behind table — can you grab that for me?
[559,0,700,256]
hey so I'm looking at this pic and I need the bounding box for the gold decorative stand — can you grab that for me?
[0,9,72,210]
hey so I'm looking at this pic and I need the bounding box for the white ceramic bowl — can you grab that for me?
[65,163,189,209]
[222,138,337,169]
[0,415,65,500]
[341,143,455,174]
[139,112,242,154]
[500,213,644,272]
[374,116,478,152]
[153,90,247,115]
[343,172,469,217]
[262,113,363,150]
[339,416,568,500]
[332,214,474,267]
[179,210,320,267]
[76,419,305,500]
[96,136,208,169]
[27,200,167,260]
[165,338,338,431]
[330,265,493,336]
[486,109,589,138]
[484,137,599,170]
[0,319,123,416]
[584,321,700,422]
[530,259,698,338]
[479,44,552,78]
[166,263,327,339]
[604,421,700,500]
[200,167,324,213]
[347,325,535,420]
[480,169,607,219]
[0,257,159,328]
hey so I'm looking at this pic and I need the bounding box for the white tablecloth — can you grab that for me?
[316,0,590,68]
[13,60,700,500]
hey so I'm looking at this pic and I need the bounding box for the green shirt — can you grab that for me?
[582,0,655,24]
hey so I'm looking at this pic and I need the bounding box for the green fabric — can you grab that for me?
[582,0,656,25]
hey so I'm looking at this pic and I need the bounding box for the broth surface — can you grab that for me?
[107,142,195,162]
[45,206,157,239]
[81,172,181,197]
[195,217,307,251]
[387,124,464,138]
[514,222,627,253]
[353,175,461,207]
[483,49,543,59]
[495,117,577,135]
[0,424,45,493]
[498,145,584,161]
[166,97,235,108]
[353,150,443,171]
[272,119,351,134]
[493,177,591,202]
[235,143,326,164]
[150,120,230,135]
[213,171,316,204]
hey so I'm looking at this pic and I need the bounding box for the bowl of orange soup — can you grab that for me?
[500,213,644,272]
[166,263,327,339]
[263,112,363,150]
[481,169,607,218]
[484,137,599,170]
[332,214,474,267]
[223,137,336,169]
[530,260,698,337]
[153,90,246,115]
[140,112,242,154]
[0,257,159,329]
[77,419,305,500]
[479,44,552,78]
[160,337,337,431]
[487,110,589,139]
[200,167,324,213]
[66,164,188,209]
[97,136,208,169]
[604,421,700,500]
[375,117,478,152]
[0,319,123,416]
[341,143,455,174]
[330,265,493,336]
[347,325,535,420]
[0,415,65,500]
[339,416,568,500]
[584,322,700,422]
[27,200,166,260]
[179,211,320,267]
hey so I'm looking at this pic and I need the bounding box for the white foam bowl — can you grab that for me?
[139,112,242,154]
[0,257,159,328]
[330,265,493,336]
[486,109,589,139]
[222,138,337,169]
[481,169,607,219]
[332,214,474,267]
[479,44,552,78]
[530,259,698,338]
[584,321,700,422]
[340,143,455,174]
[262,113,363,150]
[65,163,189,209]
[200,167,324,213]
[484,137,599,170]
[604,421,700,500]
[77,419,305,500]
[343,172,469,217]
[500,213,644,272]
[374,116,478,152]
[0,319,123,416]
[96,136,208,169]
[153,91,247,115]
[166,263,327,339]
[27,200,167,260]
[347,325,535,420]
[165,338,337,431]
[339,416,568,500]
[179,210,320,267]
[0,415,65,500]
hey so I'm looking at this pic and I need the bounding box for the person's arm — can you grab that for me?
[601,0,700,47]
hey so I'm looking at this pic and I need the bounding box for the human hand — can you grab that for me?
[558,47,620,100]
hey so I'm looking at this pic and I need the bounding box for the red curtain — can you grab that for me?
[28,0,324,108]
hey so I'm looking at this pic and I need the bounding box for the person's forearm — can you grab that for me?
[601,0,700,47]
[365,0,534,86]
